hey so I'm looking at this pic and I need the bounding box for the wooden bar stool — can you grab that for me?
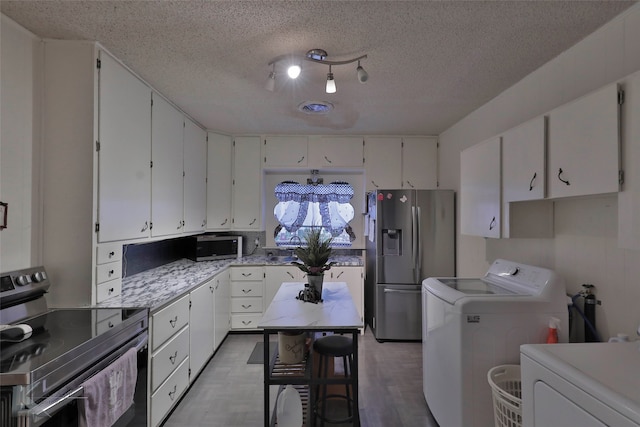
[313,335,355,426]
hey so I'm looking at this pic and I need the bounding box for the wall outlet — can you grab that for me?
[254,238,260,247]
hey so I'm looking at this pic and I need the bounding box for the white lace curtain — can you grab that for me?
[273,181,354,236]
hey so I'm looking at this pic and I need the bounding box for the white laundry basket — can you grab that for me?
[487,365,522,427]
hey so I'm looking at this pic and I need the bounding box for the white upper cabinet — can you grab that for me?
[548,83,621,198]
[402,137,438,189]
[150,93,184,237]
[232,136,262,229]
[183,118,207,232]
[207,132,232,231]
[502,116,546,202]
[263,136,308,167]
[501,116,553,238]
[619,71,640,250]
[364,137,403,190]
[98,51,152,242]
[460,136,501,238]
[308,136,363,168]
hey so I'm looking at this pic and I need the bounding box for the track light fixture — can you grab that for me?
[266,49,368,93]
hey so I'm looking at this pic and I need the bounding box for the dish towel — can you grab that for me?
[78,347,138,427]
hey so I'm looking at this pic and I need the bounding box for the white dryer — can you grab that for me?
[521,342,640,427]
[422,259,568,427]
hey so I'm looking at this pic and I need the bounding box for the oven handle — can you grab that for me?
[27,332,148,426]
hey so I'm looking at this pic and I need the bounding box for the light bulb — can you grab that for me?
[325,73,336,93]
[287,64,301,79]
[357,64,368,83]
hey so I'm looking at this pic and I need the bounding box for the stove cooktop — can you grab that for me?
[0,307,147,399]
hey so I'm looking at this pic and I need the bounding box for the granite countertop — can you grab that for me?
[97,254,363,311]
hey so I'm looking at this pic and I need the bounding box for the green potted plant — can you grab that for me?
[291,228,335,295]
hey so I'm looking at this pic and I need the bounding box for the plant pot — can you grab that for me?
[278,331,306,364]
[307,274,324,296]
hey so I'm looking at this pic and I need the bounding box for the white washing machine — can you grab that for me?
[422,259,568,427]
[521,342,640,427]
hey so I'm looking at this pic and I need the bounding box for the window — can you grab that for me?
[273,181,355,247]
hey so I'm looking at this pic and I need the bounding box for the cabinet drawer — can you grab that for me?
[231,314,262,330]
[95,314,122,335]
[231,296,263,313]
[96,243,122,264]
[96,279,122,302]
[230,266,263,281]
[151,326,189,391]
[231,281,263,297]
[151,295,190,351]
[151,357,189,427]
[96,262,122,284]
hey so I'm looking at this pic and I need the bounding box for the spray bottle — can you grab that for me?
[547,317,560,344]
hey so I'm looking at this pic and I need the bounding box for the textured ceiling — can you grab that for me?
[1,1,636,136]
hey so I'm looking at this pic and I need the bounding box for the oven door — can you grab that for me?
[16,332,148,427]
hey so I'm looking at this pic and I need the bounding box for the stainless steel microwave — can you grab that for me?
[189,235,242,261]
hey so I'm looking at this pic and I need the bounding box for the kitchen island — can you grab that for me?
[259,281,363,427]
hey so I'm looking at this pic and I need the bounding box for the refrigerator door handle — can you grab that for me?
[416,206,422,280]
[411,206,418,282]
[383,288,422,294]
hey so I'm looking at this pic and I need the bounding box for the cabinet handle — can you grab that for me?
[108,321,114,328]
[242,320,252,325]
[286,272,294,279]
[169,316,178,328]
[557,168,570,186]
[249,218,257,226]
[108,251,115,258]
[335,271,344,279]
[242,289,252,294]
[324,155,333,164]
[201,219,206,227]
[529,172,537,191]
[169,351,178,364]
[371,180,379,188]
[168,385,177,401]
[489,216,496,230]
[406,180,415,188]
[108,287,114,294]
[220,219,228,226]
[241,304,252,309]
[108,269,114,276]
[209,286,214,293]
[141,221,149,232]
[241,273,252,277]
[297,156,305,164]
[177,221,182,229]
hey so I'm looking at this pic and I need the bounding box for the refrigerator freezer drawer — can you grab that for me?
[374,284,422,341]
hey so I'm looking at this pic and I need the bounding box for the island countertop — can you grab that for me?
[258,282,363,330]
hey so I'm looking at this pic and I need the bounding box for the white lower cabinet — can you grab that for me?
[151,326,190,391]
[213,269,231,350]
[189,280,215,380]
[264,266,304,309]
[230,266,264,330]
[151,357,190,427]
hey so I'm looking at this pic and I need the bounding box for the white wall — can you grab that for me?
[439,4,640,340]
[0,16,42,272]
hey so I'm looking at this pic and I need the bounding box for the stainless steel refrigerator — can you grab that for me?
[365,189,455,341]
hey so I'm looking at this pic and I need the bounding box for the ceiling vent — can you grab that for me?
[298,101,334,114]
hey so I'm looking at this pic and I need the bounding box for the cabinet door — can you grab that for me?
[460,136,501,238]
[264,266,303,309]
[327,267,364,323]
[98,51,151,242]
[402,137,438,189]
[308,136,363,168]
[263,136,308,167]
[548,83,621,198]
[213,270,230,350]
[190,281,214,379]
[619,71,640,250]
[183,118,207,232]
[364,137,402,190]
[151,93,184,237]
[232,136,262,229]
[207,132,232,230]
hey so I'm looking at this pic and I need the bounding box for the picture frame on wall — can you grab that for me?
[0,202,7,230]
